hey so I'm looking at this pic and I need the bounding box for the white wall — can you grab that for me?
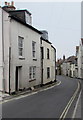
[51,46,56,81]
[78,40,83,79]
[62,62,71,76]
[0,7,3,91]
[41,40,56,84]
[81,2,83,38]
[3,10,10,93]
[9,19,41,93]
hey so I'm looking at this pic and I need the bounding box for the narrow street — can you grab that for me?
[2,76,80,118]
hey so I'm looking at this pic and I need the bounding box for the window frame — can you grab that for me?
[47,67,50,79]
[47,48,50,59]
[32,41,36,58]
[29,66,36,80]
[18,36,24,58]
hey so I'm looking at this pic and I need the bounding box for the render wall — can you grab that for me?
[42,40,56,84]
[3,10,10,93]
[78,41,83,79]
[0,7,3,91]
[9,19,41,93]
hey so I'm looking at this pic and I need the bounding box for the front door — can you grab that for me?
[15,67,18,91]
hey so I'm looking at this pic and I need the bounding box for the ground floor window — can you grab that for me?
[29,66,36,79]
[47,67,50,79]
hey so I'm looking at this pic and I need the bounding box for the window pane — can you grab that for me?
[29,67,32,79]
[33,51,35,58]
[47,67,50,78]
[33,67,36,79]
[18,36,24,56]
[32,41,36,58]
[47,48,49,59]
[19,48,23,56]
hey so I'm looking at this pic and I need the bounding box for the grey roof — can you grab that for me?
[9,15,42,34]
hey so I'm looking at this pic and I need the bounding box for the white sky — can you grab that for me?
[1,1,81,59]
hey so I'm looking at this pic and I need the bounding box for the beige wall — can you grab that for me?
[41,40,56,84]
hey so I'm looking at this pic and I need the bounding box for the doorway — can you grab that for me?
[15,66,22,91]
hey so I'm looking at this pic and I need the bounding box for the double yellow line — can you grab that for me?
[59,81,81,120]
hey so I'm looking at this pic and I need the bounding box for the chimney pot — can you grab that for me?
[5,1,7,6]
[11,1,14,6]
[8,2,10,6]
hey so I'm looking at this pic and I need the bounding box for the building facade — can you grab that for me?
[41,32,56,84]
[61,56,77,77]
[77,39,83,79]
[0,7,3,91]
[0,2,56,94]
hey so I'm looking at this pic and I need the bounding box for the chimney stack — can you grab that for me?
[63,55,65,61]
[3,1,16,11]
[76,46,79,52]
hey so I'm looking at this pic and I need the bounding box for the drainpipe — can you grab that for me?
[9,47,11,94]
[9,18,11,95]
[55,49,56,82]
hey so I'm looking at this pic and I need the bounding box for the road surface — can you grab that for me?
[2,76,80,118]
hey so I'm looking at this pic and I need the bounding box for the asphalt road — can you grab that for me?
[2,76,79,118]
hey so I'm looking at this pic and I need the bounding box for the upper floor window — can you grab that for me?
[47,48,50,59]
[41,47,44,59]
[18,36,24,57]
[32,41,36,58]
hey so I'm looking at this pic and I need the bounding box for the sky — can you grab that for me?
[1,1,81,59]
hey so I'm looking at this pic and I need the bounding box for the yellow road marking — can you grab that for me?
[59,81,80,120]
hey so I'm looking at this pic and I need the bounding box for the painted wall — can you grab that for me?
[9,19,41,93]
[3,10,10,93]
[41,40,56,84]
[78,40,83,79]
[0,7,3,91]
[81,2,83,38]
[61,62,71,76]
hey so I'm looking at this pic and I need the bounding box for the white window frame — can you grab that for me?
[29,66,36,80]
[32,41,36,58]
[47,48,50,59]
[18,36,24,58]
[47,67,50,79]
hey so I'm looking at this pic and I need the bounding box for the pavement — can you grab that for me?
[0,80,58,101]
[0,76,82,119]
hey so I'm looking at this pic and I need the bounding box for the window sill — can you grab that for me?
[33,59,37,61]
[29,79,36,82]
[19,57,25,60]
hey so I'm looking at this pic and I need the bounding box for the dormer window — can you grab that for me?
[25,11,32,25]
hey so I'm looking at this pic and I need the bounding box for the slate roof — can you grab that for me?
[9,15,42,34]
[64,56,77,64]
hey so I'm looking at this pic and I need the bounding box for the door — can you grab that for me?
[15,67,18,91]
